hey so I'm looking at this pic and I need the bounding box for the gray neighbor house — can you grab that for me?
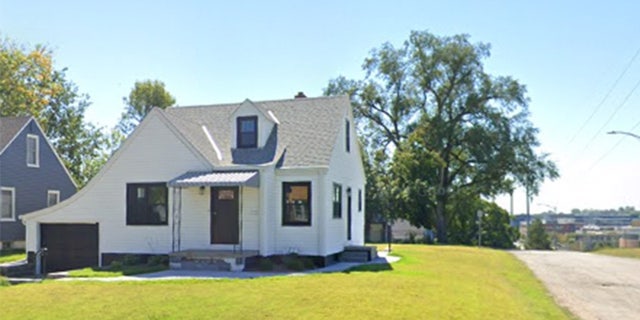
[0,116,76,249]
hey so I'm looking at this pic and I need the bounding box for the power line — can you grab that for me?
[579,74,640,157]
[567,47,640,146]
[587,111,640,171]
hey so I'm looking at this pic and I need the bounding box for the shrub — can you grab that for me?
[301,257,316,270]
[282,254,305,271]
[526,219,551,250]
[147,255,168,266]
[0,276,10,287]
[122,255,141,266]
[258,259,274,271]
[110,260,123,271]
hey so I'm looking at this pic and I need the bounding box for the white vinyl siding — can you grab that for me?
[24,111,211,256]
[324,108,366,253]
[179,186,260,251]
[272,171,323,256]
[1,187,16,221]
[27,134,39,167]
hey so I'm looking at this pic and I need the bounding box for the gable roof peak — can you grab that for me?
[0,116,34,155]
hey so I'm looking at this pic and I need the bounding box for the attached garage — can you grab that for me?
[40,223,99,273]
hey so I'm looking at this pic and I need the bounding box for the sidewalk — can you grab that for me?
[57,251,400,282]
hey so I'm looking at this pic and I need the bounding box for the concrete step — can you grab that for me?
[340,245,378,262]
[340,251,370,262]
[0,260,34,277]
[169,256,245,272]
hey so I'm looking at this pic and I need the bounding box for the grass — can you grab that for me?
[593,247,640,259]
[0,249,26,264]
[67,264,169,278]
[0,245,572,319]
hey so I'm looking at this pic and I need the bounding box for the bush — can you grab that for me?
[526,219,551,250]
[110,260,123,271]
[282,254,305,271]
[122,255,141,266]
[0,276,10,287]
[147,255,168,266]
[258,259,274,271]
[301,257,316,269]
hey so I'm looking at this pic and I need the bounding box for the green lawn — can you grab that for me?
[0,245,572,319]
[593,247,640,259]
[0,249,26,264]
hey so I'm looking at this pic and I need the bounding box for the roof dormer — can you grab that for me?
[230,99,278,149]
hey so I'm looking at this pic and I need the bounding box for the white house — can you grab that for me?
[21,94,366,272]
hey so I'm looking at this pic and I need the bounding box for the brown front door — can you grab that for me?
[211,187,239,244]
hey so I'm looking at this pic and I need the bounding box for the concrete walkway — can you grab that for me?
[56,252,400,282]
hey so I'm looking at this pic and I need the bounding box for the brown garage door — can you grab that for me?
[40,223,99,273]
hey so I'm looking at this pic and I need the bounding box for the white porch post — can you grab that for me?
[317,175,327,256]
[259,169,270,255]
[171,187,183,252]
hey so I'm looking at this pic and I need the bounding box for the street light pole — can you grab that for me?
[608,130,640,141]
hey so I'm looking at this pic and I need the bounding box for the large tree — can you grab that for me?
[326,30,557,243]
[0,37,108,187]
[116,80,176,136]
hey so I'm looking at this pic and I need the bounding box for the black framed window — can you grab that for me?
[282,182,311,226]
[126,183,168,225]
[237,116,258,148]
[333,183,342,218]
[345,119,350,153]
[358,189,362,212]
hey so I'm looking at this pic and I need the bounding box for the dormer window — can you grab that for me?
[237,116,258,148]
[27,134,39,167]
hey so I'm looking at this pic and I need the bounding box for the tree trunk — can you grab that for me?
[436,194,448,243]
[436,166,450,243]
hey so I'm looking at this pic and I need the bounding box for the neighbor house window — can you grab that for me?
[237,116,258,148]
[345,119,350,153]
[27,134,39,167]
[1,187,15,221]
[358,189,362,212]
[126,183,168,225]
[47,190,60,207]
[282,182,311,226]
[333,183,342,218]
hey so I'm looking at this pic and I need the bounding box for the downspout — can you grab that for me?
[239,185,244,254]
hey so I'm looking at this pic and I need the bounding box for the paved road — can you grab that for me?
[512,250,640,320]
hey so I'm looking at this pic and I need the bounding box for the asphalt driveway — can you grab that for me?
[512,250,640,320]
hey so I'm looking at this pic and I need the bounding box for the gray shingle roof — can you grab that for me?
[0,116,31,154]
[162,95,349,168]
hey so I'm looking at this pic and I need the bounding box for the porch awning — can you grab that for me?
[168,171,259,188]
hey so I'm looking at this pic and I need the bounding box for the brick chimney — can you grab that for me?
[294,91,307,99]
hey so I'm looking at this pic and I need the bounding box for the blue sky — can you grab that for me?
[2,0,640,214]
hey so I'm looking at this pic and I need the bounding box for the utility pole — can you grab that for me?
[477,210,484,247]
[525,185,530,228]
[509,188,514,216]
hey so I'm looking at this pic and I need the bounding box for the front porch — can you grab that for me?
[169,249,259,272]
[168,170,261,263]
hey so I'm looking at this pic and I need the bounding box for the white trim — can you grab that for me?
[1,187,16,221]
[0,117,76,187]
[21,109,213,221]
[267,110,280,125]
[26,134,40,168]
[201,125,223,161]
[29,119,78,188]
[47,190,60,207]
